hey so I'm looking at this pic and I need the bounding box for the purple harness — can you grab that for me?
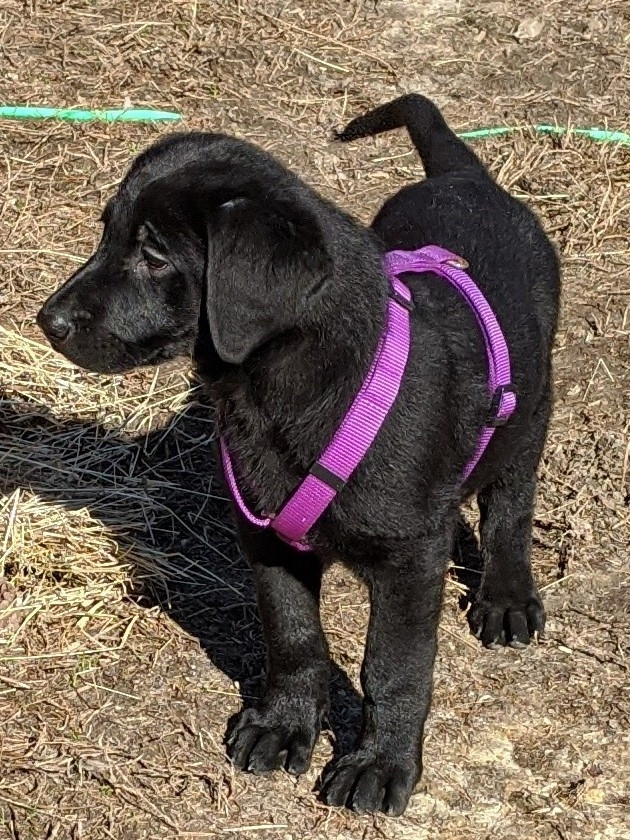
[220,245,517,551]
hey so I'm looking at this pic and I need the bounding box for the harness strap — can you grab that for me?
[220,245,516,550]
[220,275,413,551]
[270,276,412,548]
[383,245,517,479]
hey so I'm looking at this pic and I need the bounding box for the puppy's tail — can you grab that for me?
[335,94,484,179]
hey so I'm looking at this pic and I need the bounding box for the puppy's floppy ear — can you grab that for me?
[205,198,330,364]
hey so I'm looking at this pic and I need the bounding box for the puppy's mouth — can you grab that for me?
[139,335,195,366]
[47,328,195,375]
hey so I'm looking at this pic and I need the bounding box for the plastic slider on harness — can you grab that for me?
[488,384,518,427]
[220,244,517,550]
[388,285,415,312]
[308,461,347,493]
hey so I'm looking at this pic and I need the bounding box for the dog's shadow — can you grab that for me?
[0,388,481,758]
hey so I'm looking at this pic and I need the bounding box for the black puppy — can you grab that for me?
[38,95,560,816]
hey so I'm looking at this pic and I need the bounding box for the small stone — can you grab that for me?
[515,17,544,42]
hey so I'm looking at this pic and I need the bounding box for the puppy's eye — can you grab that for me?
[141,248,168,273]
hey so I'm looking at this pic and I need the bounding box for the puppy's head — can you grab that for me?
[37,133,331,373]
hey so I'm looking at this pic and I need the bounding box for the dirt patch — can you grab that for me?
[1,0,629,838]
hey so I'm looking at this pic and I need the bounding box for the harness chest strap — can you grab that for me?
[220,245,517,551]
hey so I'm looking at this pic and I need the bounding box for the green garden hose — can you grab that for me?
[458,125,629,145]
[0,106,181,123]
[0,106,627,147]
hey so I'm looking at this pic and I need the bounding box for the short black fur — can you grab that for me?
[37,94,560,816]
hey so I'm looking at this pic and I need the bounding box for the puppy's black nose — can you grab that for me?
[37,301,92,342]
[41,311,72,341]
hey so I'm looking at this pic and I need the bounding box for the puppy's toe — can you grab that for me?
[227,706,320,777]
[247,730,286,774]
[320,750,418,815]
[468,590,546,649]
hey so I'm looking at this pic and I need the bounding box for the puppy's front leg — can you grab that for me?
[228,526,330,776]
[321,526,452,816]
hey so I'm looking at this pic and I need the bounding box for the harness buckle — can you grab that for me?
[487,384,517,427]
[446,256,469,270]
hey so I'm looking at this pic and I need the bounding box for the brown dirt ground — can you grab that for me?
[1,1,629,838]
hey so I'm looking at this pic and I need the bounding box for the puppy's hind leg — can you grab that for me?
[468,395,552,648]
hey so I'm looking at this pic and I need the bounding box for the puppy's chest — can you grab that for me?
[219,401,321,515]
[219,394,437,546]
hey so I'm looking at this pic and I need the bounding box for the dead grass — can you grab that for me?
[1,0,629,838]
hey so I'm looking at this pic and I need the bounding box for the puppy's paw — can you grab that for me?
[468,589,545,649]
[227,703,323,777]
[320,750,419,816]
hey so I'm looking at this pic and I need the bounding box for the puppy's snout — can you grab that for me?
[37,302,92,343]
